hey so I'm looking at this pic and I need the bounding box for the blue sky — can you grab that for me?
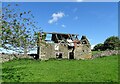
[1,0,120,2]
[1,2,118,52]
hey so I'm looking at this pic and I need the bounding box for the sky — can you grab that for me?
[1,2,118,53]
[1,0,120,2]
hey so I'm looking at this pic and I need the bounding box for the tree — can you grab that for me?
[0,26,1,47]
[93,36,120,51]
[92,43,104,51]
[104,36,120,50]
[1,4,41,55]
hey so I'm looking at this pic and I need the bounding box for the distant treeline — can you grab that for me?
[92,36,120,51]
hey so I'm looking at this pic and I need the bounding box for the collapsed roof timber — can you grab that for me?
[35,32,91,60]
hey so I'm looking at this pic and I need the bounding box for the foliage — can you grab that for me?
[1,4,41,54]
[0,7,2,47]
[92,43,104,51]
[42,32,46,40]
[93,36,120,51]
[104,36,120,50]
[2,55,118,82]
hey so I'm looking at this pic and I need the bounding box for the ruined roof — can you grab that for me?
[42,32,79,36]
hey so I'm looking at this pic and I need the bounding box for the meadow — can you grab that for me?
[1,55,118,82]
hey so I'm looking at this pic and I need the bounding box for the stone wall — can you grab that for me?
[39,42,92,60]
[40,43,55,60]
[74,44,82,59]
[59,44,69,59]
[75,44,91,60]
[0,54,33,63]
[92,50,120,58]
[40,43,70,60]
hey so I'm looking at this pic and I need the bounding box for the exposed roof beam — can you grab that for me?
[42,32,79,36]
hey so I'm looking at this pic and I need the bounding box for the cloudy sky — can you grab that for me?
[1,2,118,53]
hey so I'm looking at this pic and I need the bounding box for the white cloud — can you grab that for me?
[48,12,65,24]
[91,44,96,49]
[76,0,83,2]
[61,24,66,28]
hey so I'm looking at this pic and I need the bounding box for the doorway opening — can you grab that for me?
[56,52,62,58]
[69,52,74,59]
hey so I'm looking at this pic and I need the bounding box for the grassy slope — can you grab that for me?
[2,55,118,82]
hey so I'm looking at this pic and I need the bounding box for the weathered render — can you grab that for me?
[37,32,91,60]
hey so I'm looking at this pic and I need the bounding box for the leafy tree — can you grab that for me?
[104,36,120,50]
[93,43,104,51]
[93,36,120,51]
[1,3,41,55]
[0,6,2,47]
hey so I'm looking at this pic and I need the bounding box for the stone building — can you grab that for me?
[37,32,91,60]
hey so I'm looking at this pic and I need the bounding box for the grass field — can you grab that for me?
[92,51,102,55]
[1,55,118,82]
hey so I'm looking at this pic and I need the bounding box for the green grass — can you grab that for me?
[92,51,102,55]
[1,55,118,82]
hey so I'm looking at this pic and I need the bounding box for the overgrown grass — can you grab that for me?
[2,55,118,82]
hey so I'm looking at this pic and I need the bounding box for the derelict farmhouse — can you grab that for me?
[35,32,92,60]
